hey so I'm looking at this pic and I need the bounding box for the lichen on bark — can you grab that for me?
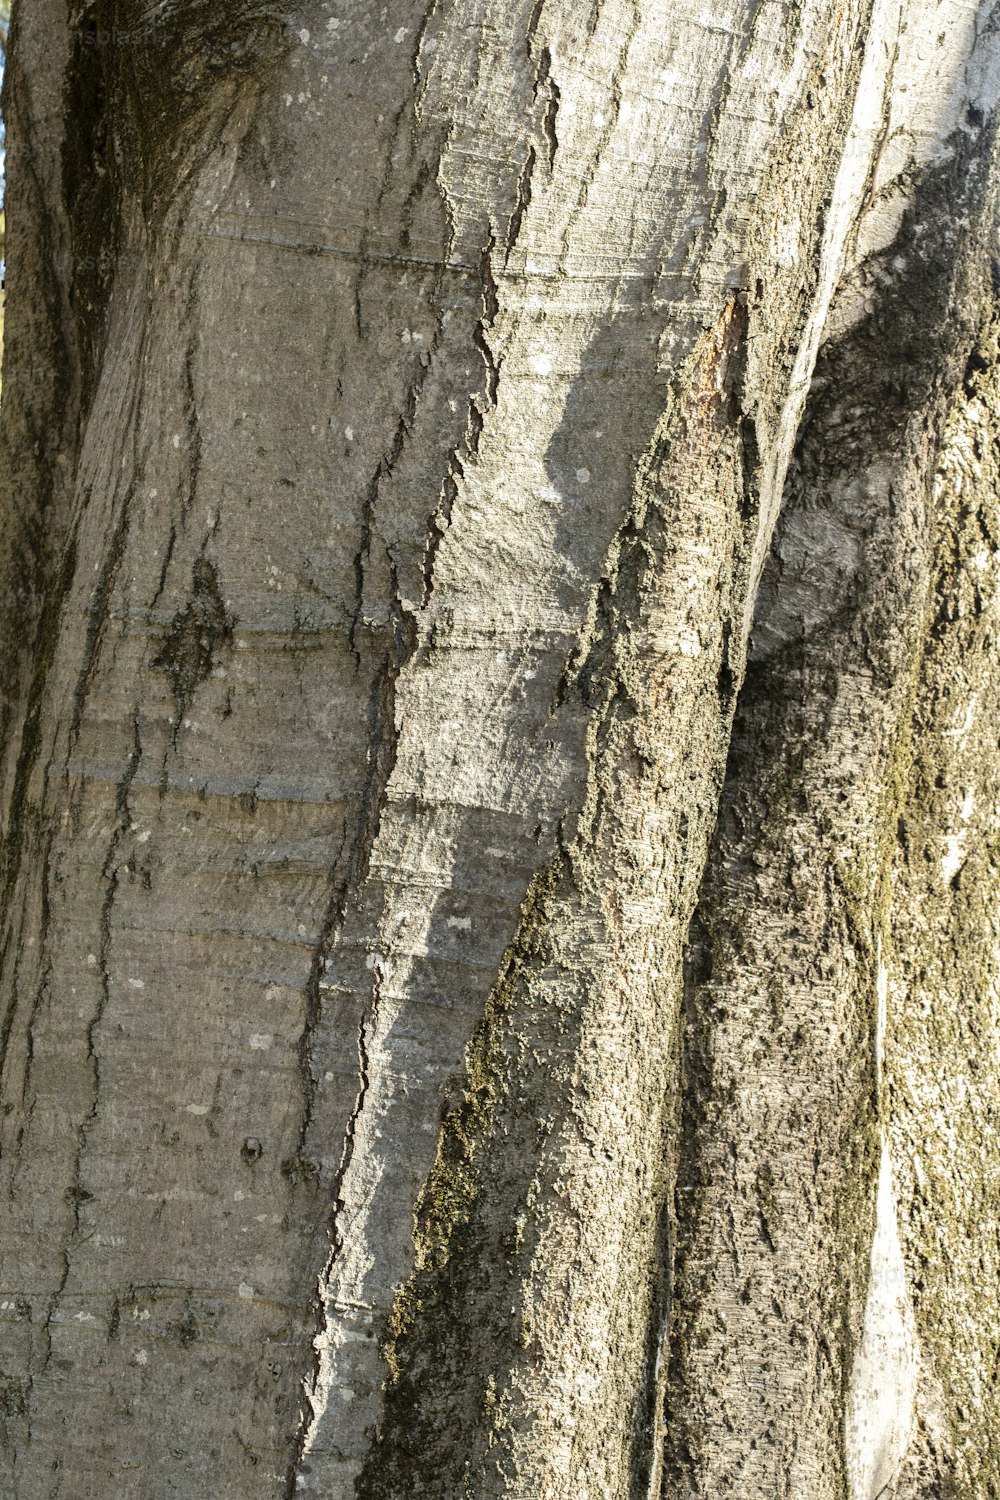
[885,305,1000,1498]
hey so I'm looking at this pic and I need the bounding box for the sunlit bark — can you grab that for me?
[0,2,998,1496]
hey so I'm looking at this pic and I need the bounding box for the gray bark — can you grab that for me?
[0,1,998,1497]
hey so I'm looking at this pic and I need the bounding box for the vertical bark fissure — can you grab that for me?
[554,0,642,253]
[42,713,144,1345]
[68,484,135,747]
[293,862,349,1162]
[421,236,498,605]
[180,291,204,528]
[283,929,378,1500]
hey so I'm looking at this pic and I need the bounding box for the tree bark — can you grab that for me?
[0,2,998,1497]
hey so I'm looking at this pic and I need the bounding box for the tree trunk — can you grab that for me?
[0,2,998,1496]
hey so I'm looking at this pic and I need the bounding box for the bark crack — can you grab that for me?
[68,485,135,748]
[410,0,440,104]
[504,146,536,262]
[536,45,561,171]
[7,827,57,1191]
[41,710,142,1367]
[422,239,500,605]
[294,854,348,1160]
[149,521,177,613]
[353,101,411,340]
[286,967,384,1500]
[556,0,641,257]
[180,309,204,525]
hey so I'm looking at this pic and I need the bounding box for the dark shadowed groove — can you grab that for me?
[0,526,79,1076]
[354,860,564,1500]
[662,123,999,1496]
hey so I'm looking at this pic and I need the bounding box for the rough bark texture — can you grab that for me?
[884,309,1000,1499]
[0,2,998,1498]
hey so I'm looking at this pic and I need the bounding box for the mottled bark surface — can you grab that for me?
[0,2,998,1498]
[885,311,1000,1499]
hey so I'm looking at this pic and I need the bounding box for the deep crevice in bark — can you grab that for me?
[664,126,999,1497]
